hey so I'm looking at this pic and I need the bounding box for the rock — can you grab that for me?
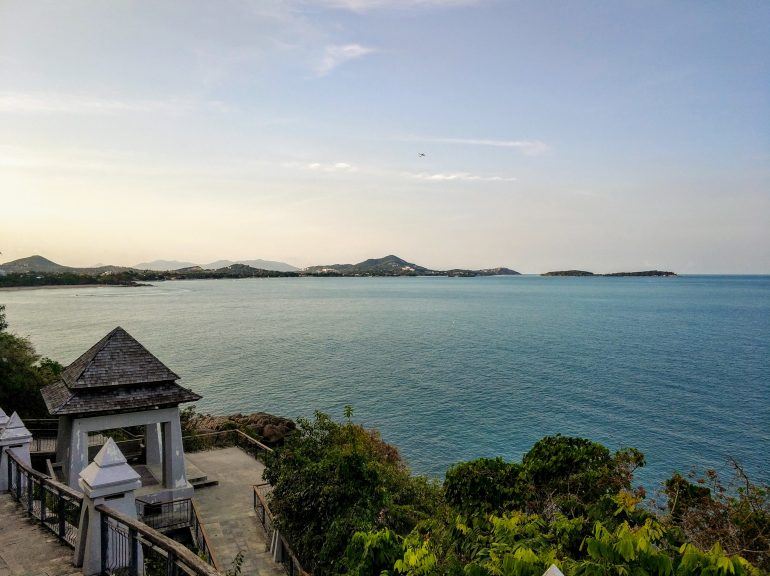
[183,410,296,446]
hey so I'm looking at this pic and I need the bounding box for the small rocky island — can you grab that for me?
[543,270,677,277]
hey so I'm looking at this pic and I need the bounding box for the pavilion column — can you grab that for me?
[145,422,162,468]
[67,422,90,490]
[55,416,73,465]
[161,410,186,490]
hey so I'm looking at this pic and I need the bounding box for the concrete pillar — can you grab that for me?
[75,438,142,575]
[0,412,32,491]
[145,422,162,468]
[55,416,73,465]
[67,421,89,490]
[161,410,186,490]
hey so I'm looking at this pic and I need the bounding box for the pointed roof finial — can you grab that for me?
[0,407,9,428]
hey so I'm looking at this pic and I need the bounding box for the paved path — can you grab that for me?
[0,493,79,576]
[186,448,283,576]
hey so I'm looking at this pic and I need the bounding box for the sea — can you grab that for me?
[2,275,768,490]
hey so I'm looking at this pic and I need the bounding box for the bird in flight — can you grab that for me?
[418,152,426,157]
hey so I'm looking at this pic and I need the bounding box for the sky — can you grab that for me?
[0,0,768,273]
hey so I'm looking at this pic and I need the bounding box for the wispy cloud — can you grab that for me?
[0,92,222,116]
[316,44,375,76]
[409,172,516,182]
[302,0,481,12]
[283,161,358,173]
[401,136,550,156]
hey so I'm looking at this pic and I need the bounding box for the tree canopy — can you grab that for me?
[0,304,62,418]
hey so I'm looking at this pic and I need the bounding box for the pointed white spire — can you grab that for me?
[0,412,31,442]
[79,438,141,497]
[543,565,565,576]
[0,407,9,429]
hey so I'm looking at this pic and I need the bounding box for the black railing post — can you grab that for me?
[15,463,21,500]
[57,488,66,540]
[6,456,11,495]
[27,474,33,516]
[100,512,109,576]
[40,482,47,526]
[166,550,177,576]
[128,527,138,576]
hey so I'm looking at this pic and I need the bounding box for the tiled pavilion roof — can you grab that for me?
[42,327,200,416]
[61,326,179,388]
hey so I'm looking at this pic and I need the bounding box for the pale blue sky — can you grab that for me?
[1,0,768,272]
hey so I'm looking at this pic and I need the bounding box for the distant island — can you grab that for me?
[0,255,521,287]
[543,270,677,277]
[304,255,520,277]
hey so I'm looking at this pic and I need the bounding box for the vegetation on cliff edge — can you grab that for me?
[263,410,769,576]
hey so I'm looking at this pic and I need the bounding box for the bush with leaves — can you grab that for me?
[262,410,441,575]
[663,462,770,571]
[346,433,763,576]
[444,457,524,516]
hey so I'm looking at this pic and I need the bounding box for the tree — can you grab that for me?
[444,457,523,515]
[0,304,62,417]
[262,411,440,576]
[521,436,645,516]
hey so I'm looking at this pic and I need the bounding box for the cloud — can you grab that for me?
[301,0,481,12]
[316,44,375,76]
[402,136,550,156]
[0,92,219,116]
[409,172,516,182]
[284,161,358,173]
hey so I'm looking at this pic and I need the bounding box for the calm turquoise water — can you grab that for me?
[2,276,769,489]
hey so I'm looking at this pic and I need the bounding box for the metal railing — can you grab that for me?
[136,496,218,569]
[184,429,313,574]
[191,499,218,568]
[30,427,143,458]
[182,429,273,460]
[252,483,310,576]
[6,450,83,547]
[98,503,221,576]
[136,497,193,532]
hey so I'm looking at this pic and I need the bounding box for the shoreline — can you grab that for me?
[0,283,144,292]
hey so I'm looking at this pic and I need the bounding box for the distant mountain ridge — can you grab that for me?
[1,254,519,280]
[134,259,198,271]
[202,259,299,272]
[134,258,298,272]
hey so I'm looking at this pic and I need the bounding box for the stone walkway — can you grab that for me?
[187,448,283,576]
[0,493,79,576]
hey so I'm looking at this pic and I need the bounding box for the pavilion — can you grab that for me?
[41,326,201,502]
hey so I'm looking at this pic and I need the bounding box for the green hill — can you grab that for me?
[0,255,130,275]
